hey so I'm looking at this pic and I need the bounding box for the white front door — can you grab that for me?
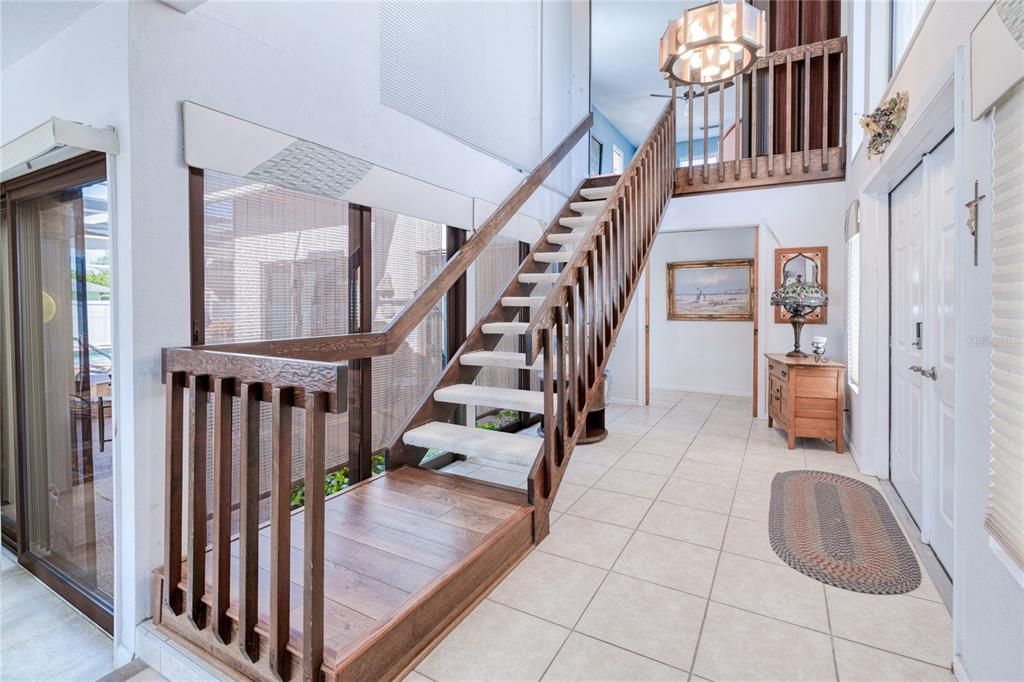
[890,163,926,526]
[889,134,957,576]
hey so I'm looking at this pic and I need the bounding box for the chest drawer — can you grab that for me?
[769,359,789,384]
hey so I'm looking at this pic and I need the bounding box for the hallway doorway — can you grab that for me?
[888,132,956,577]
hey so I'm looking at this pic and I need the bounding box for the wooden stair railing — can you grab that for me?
[674,36,847,195]
[389,99,677,538]
[158,114,593,681]
[523,100,676,532]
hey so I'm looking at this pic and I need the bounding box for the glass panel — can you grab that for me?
[0,206,16,541]
[14,179,113,601]
[371,209,446,451]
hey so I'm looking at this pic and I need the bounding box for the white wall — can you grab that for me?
[607,181,846,412]
[648,228,755,397]
[845,2,1024,679]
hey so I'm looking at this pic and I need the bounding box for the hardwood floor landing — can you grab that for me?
[155,467,534,680]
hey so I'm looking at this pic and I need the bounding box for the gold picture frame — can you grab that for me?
[666,259,754,321]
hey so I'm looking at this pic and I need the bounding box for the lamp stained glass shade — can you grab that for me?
[771,279,828,316]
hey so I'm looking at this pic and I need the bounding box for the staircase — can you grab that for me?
[399,184,613,475]
[390,104,677,539]
[154,101,675,680]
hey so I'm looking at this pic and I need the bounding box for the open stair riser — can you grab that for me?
[387,180,611,469]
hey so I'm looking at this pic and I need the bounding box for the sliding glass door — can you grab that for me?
[1,153,114,630]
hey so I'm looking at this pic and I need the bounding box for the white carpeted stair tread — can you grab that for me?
[559,216,595,230]
[535,250,573,263]
[461,350,541,370]
[580,185,614,200]
[402,422,540,467]
[481,321,529,335]
[502,296,545,307]
[548,233,584,245]
[570,200,606,214]
[434,384,544,413]
[519,272,560,284]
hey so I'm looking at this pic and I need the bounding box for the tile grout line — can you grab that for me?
[540,393,694,680]
[823,582,841,681]
[681,394,729,682]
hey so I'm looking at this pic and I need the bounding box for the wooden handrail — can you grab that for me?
[524,100,673,363]
[170,113,593,365]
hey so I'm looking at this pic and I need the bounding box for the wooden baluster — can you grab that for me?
[768,58,775,176]
[605,215,616,323]
[186,374,208,630]
[822,42,830,170]
[211,376,234,644]
[303,391,327,682]
[803,49,811,172]
[688,86,694,184]
[566,291,579,436]
[600,232,612,341]
[269,387,293,680]
[718,83,725,181]
[734,74,741,180]
[554,305,568,465]
[617,198,627,311]
[541,328,555,494]
[840,41,847,169]
[588,249,601,367]
[786,52,793,175]
[703,86,709,183]
[164,371,186,616]
[579,270,590,397]
[238,381,262,662]
[751,68,759,179]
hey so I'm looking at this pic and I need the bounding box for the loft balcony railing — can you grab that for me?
[674,36,848,194]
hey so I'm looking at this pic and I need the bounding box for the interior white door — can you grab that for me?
[890,164,926,526]
[924,135,956,575]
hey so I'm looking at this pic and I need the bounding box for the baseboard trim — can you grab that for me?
[651,384,753,399]
[953,654,970,682]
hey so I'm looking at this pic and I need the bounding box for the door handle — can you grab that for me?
[920,366,938,380]
[909,365,922,373]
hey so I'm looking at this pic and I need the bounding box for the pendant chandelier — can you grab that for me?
[659,0,766,86]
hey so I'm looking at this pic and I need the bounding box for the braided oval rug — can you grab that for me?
[768,470,921,594]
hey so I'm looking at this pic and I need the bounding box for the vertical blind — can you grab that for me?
[987,84,1024,569]
[846,199,861,388]
[370,210,447,450]
[473,236,521,420]
[203,171,352,530]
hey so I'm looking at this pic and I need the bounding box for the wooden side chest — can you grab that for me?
[765,353,846,452]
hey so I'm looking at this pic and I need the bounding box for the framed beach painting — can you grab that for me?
[666,259,754,321]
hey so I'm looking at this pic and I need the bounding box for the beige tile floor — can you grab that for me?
[0,548,116,681]
[414,391,955,682]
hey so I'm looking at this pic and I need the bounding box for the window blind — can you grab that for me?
[847,233,861,386]
[987,84,1024,569]
[370,209,447,450]
[379,0,542,169]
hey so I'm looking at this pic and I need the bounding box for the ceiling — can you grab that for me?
[1,0,102,69]
[592,0,737,147]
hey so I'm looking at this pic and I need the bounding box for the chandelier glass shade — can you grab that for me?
[659,0,766,86]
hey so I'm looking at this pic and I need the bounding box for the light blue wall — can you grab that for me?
[590,108,636,174]
[676,137,720,167]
